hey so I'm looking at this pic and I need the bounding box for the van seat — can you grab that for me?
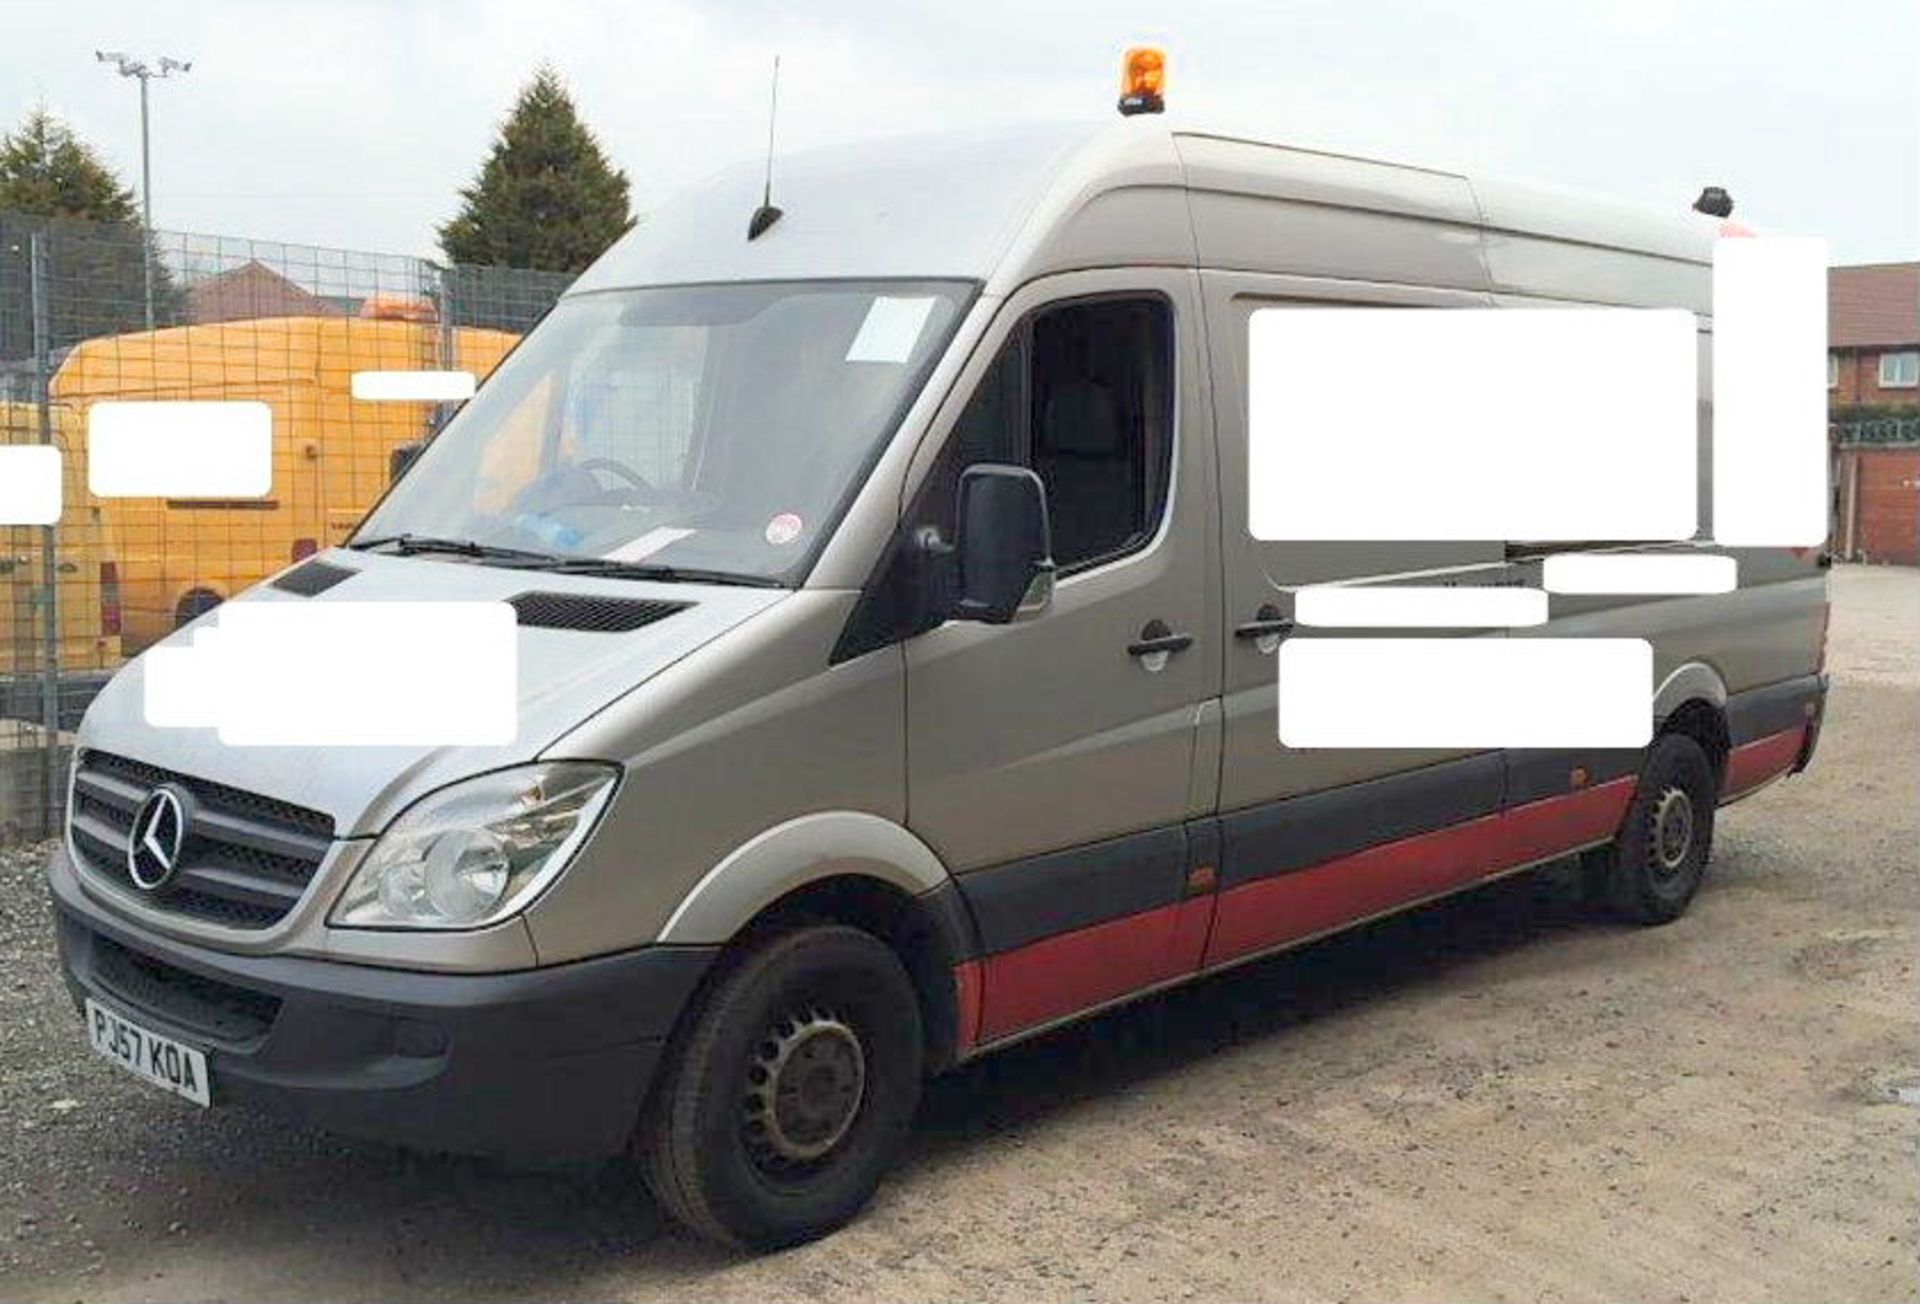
[1037,379,1138,565]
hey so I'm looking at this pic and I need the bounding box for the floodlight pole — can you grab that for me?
[95,50,191,328]
[138,73,151,256]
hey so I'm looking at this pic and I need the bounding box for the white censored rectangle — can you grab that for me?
[88,401,272,498]
[1294,585,1548,628]
[0,446,62,524]
[1278,638,1652,749]
[1248,308,1697,541]
[351,370,478,402]
[1712,237,1828,546]
[144,602,516,746]
[1542,553,1737,595]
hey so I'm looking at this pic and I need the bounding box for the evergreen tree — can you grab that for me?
[0,107,178,363]
[0,108,140,222]
[438,66,633,274]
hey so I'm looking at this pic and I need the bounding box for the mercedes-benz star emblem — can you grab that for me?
[127,787,189,892]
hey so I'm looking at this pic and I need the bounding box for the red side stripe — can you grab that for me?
[1722,726,1806,797]
[1500,775,1637,867]
[1166,890,1216,976]
[1206,811,1502,966]
[975,900,1195,1044]
[972,775,1639,1044]
[1209,777,1634,968]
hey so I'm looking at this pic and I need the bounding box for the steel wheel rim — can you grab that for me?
[742,1008,867,1171]
[1651,786,1696,876]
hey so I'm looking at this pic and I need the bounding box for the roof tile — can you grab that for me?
[1829,263,1919,349]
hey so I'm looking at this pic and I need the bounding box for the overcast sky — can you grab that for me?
[4,0,1915,266]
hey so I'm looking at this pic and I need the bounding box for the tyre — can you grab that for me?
[1584,733,1718,925]
[639,924,923,1248]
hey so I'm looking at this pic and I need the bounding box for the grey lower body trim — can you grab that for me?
[958,823,1190,956]
[1727,673,1824,746]
[1218,753,1504,890]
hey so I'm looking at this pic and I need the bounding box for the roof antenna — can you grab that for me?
[748,56,784,241]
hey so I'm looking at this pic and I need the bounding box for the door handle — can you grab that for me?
[1127,619,1194,662]
[1233,603,1294,646]
[1128,631,1195,657]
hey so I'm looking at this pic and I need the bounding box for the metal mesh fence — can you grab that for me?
[0,212,573,840]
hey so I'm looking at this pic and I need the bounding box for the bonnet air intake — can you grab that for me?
[271,559,359,596]
[507,591,691,633]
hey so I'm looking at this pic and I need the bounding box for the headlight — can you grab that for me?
[330,762,618,930]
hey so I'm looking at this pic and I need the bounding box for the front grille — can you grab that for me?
[508,590,690,633]
[92,935,281,1044]
[69,751,335,930]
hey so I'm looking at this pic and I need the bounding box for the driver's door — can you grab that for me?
[902,269,1222,1043]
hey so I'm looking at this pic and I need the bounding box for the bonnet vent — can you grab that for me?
[271,559,359,596]
[507,591,691,633]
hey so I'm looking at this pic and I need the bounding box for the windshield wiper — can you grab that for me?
[521,557,786,588]
[347,534,556,564]
[348,534,784,587]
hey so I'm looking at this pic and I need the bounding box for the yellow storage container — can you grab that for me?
[51,314,519,652]
[0,400,124,725]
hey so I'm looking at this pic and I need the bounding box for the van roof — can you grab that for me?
[571,118,1722,311]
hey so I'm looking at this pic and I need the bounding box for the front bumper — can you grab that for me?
[50,847,715,1162]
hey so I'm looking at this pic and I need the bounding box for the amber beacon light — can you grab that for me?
[1118,46,1166,116]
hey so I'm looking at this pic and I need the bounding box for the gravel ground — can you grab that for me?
[1,564,1914,1303]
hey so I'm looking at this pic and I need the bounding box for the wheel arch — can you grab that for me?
[655,812,978,1072]
[657,811,954,945]
[1652,661,1731,780]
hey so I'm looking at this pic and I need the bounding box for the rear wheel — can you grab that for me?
[1582,733,1718,925]
[639,924,922,1248]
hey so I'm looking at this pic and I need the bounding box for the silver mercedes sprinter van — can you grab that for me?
[51,112,1829,1247]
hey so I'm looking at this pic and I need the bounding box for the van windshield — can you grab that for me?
[355,280,970,585]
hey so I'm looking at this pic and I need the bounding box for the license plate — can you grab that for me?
[84,999,211,1107]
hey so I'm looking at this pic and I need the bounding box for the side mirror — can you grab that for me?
[952,464,1055,624]
[389,441,424,483]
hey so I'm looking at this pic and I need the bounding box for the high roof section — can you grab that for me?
[571,118,1722,310]
[1829,263,1920,348]
[568,122,1132,294]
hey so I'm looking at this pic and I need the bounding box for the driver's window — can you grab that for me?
[909,293,1171,573]
[564,327,708,489]
[841,294,1171,659]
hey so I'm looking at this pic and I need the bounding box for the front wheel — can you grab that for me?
[1582,733,1719,925]
[639,924,923,1248]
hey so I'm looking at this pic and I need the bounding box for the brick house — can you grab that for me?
[186,260,345,326]
[1828,262,1919,564]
